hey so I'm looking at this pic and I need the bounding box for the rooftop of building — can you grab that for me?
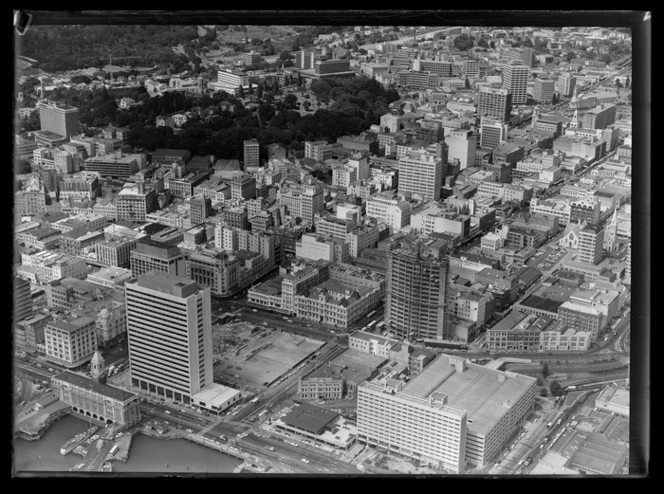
[251,275,284,296]
[569,432,628,475]
[192,382,241,408]
[330,348,386,383]
[490,310,556,333]
[350,330,399,347]
[87,266,133,282]
[18,225,61,240]
[53,370,137,403]
[48,314,96,333]
[131,271,201,298]
[281,402,340,435]
[400,354,536,436]
[85,154,141,164]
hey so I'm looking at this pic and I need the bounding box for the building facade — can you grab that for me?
[385,239,448,341]
[125,273,213,404]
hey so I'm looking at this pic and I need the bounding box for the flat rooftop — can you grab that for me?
[281,402,340,435]
[132,272,200,298]
[192,383,241,407]
[400,354,536,436]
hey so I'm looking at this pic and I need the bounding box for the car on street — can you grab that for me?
[300,458,310,464]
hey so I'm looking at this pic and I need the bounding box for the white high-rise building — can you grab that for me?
[356,354,537,473]
[365,192,412,232]
[125,272,213,404]
[502,64,529,105]
[557,72,577,98]
[446,130,477,170]
[398,149,444,202]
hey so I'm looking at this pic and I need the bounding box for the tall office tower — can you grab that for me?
[558,72,577,98]
[397,150,444,202]
[243,138,260,168]
[577,224,605,265]
[38,101,79,138]
[521,47,535,67]
[533,77,555,104]
[125,273,213,403]
[502,63,529,105]
[190,195,212,226]
[477,87,513,122]
[446,129,477,170]
[480,117,509,150]
[13,277,33,326]
[385,239,449,341]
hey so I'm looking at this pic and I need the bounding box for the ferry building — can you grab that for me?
[51,370,141,428]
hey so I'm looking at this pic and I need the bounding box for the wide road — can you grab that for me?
[237,431,359,474]
[359,26,462,51]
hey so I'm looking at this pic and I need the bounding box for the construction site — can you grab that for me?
[212,321,325,394]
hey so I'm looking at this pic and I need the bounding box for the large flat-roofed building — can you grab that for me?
[477,87,512,122]
[125,273,213,404]
[278,181,325,224]
[398,150,444,202]
[581,104,617,130]
[95,237,138,269]
[191,382,242,415]
[533,77,555,104]
[314,59,354,78]
[44,315,98,368]
[348,330,399,359]
[446,129,477,170]
[83,154,143,178]
[274,402,357,450]
[115,182,157,222]
[185,248,265,298]
[211,69,251,94]
[130,238,186,278]
[568,432,629,475]
[51,371,141,427]
[480,117,509,149]
[365,192,412,232]
[356,354,537,473]
[502,63,529,105]
[150,148,191,167]
[38,101,79,138]
[412,58,453,76]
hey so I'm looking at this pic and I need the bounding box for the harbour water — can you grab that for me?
[13,414,242,475]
